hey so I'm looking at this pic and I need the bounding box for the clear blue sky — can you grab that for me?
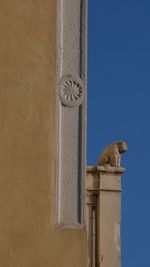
[88,0,150,266]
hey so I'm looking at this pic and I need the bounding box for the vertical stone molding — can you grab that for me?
[86,169,99,267]
[56,0,87,227]
[86,166,125,267]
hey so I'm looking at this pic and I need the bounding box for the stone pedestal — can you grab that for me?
[86,165,125,267]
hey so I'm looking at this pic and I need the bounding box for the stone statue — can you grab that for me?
[98,141,128,168]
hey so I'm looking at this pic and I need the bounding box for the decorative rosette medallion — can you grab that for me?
[59,75,83,107]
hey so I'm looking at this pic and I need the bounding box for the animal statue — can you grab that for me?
[98,141,128,168]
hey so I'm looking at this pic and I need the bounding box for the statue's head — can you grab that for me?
[115,141,128,154]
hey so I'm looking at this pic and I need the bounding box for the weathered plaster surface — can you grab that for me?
[0,1,87,266]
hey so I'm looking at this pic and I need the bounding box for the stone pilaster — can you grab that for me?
[86,165,125,267]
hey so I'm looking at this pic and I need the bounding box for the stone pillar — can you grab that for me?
[86,166,125,267]
[86,169,99,267]
[97,166,125,267]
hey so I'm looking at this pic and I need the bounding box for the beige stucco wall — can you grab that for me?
[0,1,87,266]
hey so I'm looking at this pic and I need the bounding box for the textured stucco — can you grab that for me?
[0,1,87,266]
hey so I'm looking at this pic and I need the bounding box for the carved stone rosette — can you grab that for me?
[59,75,83,107]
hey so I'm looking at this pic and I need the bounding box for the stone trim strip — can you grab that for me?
[55,0,88,228]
